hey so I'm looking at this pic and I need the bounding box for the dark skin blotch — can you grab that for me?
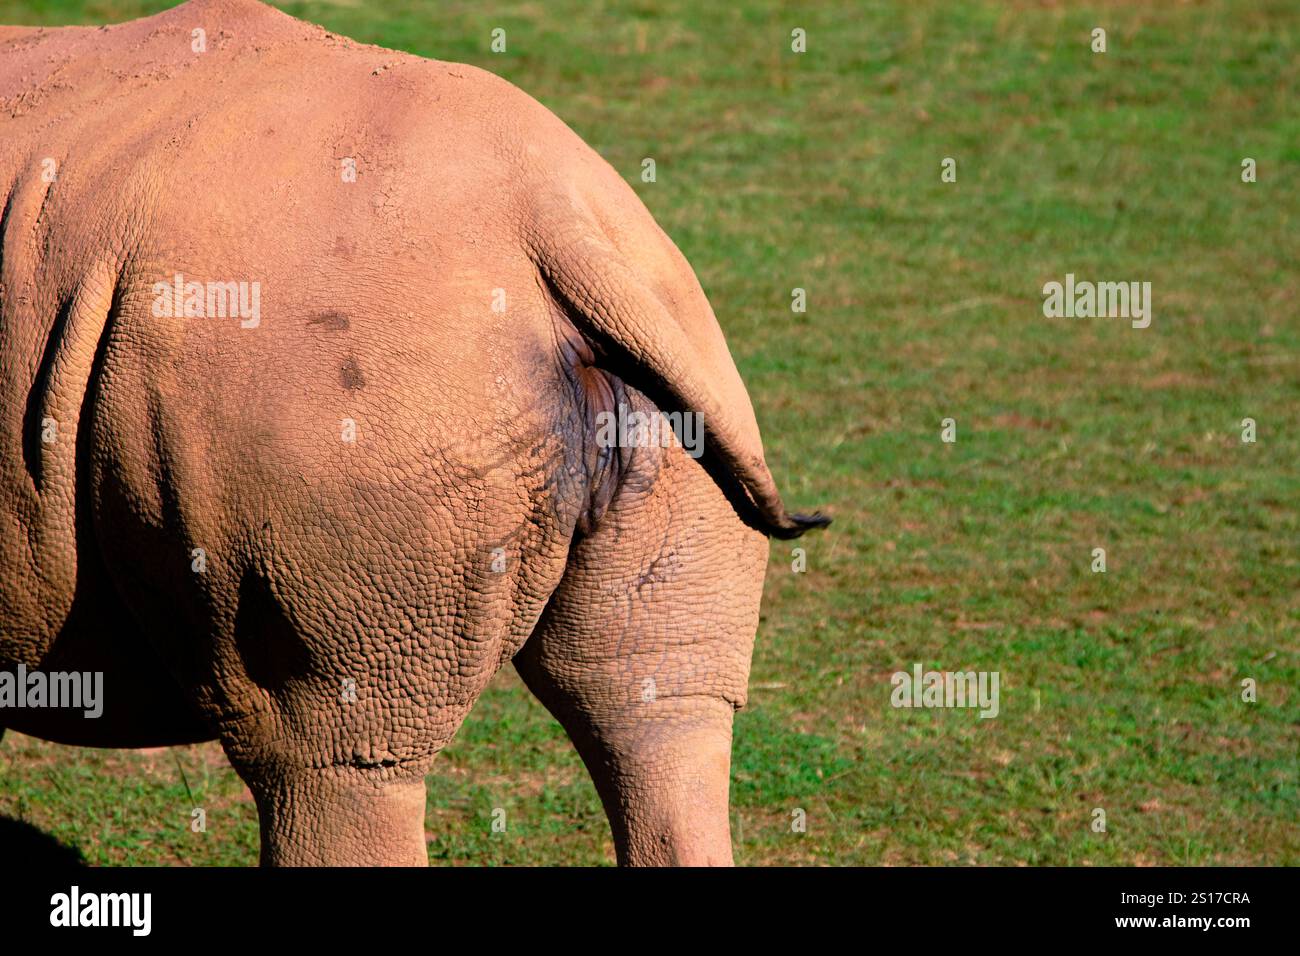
[309,311,351,331]
[340,354,365,391]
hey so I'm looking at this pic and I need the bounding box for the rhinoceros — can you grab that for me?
[0,0,826,865]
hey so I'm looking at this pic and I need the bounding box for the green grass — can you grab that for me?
[1,0,1296,866]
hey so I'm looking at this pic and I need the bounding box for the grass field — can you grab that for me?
[1,0,1296,866]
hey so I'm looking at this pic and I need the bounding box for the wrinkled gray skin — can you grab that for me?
[0,0,826,865]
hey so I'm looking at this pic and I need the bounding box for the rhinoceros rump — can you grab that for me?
[0,0,826,865]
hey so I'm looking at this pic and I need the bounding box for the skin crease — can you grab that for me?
[0,0,826,866]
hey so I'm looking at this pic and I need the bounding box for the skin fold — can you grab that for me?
[0,0,826,866]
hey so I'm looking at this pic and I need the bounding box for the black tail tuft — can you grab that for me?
[769,511,832,539]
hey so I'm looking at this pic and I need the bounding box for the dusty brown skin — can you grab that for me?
[0,0,827,866]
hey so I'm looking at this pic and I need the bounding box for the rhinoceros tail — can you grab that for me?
[525,185,830,540]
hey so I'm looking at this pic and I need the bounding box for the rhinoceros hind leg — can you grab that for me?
[515,396,768,866]
[241,765,428,867]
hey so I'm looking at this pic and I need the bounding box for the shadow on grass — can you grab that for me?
[0,816,85,867]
